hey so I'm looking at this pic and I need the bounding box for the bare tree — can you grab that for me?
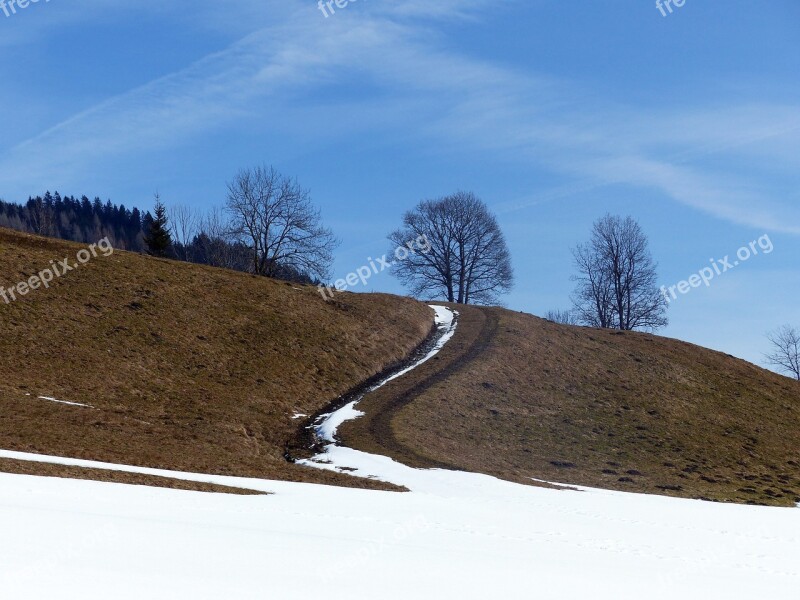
[571,241,616,329]
[544,309,579,325]
[29,195,55,237]
[389,191,513,305]
[572,214,667,331]
[168,203,198,261]
[766,325,800,380]
[226,165,337,280]
[197,207,237,269]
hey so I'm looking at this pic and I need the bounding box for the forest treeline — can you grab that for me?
[0,191,316,284]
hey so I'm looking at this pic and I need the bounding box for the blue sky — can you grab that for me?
[1,0,798,366]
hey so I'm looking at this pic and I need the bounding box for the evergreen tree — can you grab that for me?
[143,194,173,257]
[0,190,315,282]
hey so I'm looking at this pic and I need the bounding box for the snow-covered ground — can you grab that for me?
[1,306,798,599]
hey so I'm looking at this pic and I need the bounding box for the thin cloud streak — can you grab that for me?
[0,0,798,234]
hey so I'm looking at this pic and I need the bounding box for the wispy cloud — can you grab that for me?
[1,0,798,233]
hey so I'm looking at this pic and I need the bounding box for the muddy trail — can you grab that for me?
[336,305,499,470]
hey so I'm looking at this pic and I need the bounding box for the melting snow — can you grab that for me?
[314,305,457,444]
[36,396,93,408]
[0,305,798,598]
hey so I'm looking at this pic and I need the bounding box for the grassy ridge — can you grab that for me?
[0,228,433,489]
[348,306,800,506]
[6,227,799,505]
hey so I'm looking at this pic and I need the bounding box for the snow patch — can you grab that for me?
[0,449,274,494]
[316,402,365,443]
[309,305,457,445]
[37,396,93,408]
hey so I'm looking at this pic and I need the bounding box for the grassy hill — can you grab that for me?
[342,305,800,506]
[0,228,433,490]
[4,227,799,506]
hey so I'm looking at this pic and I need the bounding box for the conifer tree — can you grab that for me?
[144,194,173,258]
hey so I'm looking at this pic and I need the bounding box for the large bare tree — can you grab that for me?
[766,325,800,380]
[571,214,667,331]
[572,241,616,328]
[226,165,337,280]
[389,191,513,305]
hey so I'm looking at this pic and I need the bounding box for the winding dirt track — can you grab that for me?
[338,304,499,470]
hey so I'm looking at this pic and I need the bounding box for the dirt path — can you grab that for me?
[337,304,499,470]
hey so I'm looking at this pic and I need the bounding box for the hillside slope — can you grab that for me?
[342,305,800,506]
[0,228,433,489]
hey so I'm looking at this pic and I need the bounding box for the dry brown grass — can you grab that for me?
[7,227,797,506]
[0,228,432,490]
[0,458,265,495]
[346,305,800,506]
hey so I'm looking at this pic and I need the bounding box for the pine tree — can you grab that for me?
[144,194,173,258]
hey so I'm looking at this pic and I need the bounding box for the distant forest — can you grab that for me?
[0,192,146,251]
[0,192,316,284]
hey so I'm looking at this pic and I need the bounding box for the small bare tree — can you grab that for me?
[766,325,800,380]
[28,195,56,237]
[572,214,667,331]
[545,309,579,325]
[389,191,513,305]
[168,203,198,261]
[196,207,236,269]
[226,166,337,280]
